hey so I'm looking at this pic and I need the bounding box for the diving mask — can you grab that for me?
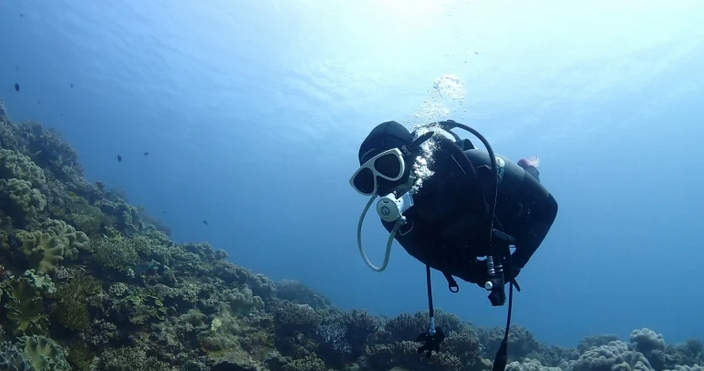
[349,148,406,196]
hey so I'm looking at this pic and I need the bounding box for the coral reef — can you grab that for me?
[0,102,701,371]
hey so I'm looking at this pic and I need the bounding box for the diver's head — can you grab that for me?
[351,121,415,196]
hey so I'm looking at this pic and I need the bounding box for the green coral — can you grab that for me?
[366,340,464,371]
[249,272,276,300]
[282,354,327,371]
[481,325,541,362]
[50,193,111,238]
[17,334,71,371]
[65,342,96,371]
[108,288,168,326]
[90,237,139,273]
[275,279,331,309]
[227,287,264,315]
[18,121,83,184]
[198,311,241,351]
[98,345,172,371]
[11,219,88,273]
[0,270,55,336]
[342,309,380,355]
[0,148,47,187]
[53,276,103,332]
[94,199,143,236]
[42,218,90,251]
[0,178,47,227]
[17,233,74,275]
[108,282,130,297]
[274,302,322,336]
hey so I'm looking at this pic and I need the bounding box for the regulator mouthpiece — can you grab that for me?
[377,192,414,222]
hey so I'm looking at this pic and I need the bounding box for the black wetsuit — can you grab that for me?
[380,135,558,286]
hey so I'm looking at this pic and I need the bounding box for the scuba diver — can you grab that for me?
[349,120,558,371]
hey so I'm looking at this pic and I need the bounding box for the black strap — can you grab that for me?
[442,272,459,293]
[493,281,514,371]
[416,264,446,358]
[426,265,434,317]
[493,235,519,371]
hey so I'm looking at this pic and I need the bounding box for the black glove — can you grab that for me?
[417,327,445,358]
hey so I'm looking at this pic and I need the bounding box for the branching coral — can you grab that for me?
[98,345,172,371]
[109,289,168,326]
[380,309,466,345]
[18,121,83,184]
[90,237,139,273]
[65,342,96,371]
[53,275,103,332]
[282,354,327,371]
[275,279,331,310]
[342,309,380,355]
[481,325,541,363]
[366,340,464,371]
[444,327,488,369]
[197,311,243,351]
[382,312,432,343]
[274,302,322,336]
[49,193,111,238]
[94,199,144,236]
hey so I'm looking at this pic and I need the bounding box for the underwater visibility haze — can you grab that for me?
[1,0,704,370]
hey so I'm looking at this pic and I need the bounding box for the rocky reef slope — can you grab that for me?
[0,100,701,371]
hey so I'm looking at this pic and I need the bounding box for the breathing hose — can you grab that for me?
[356,195,406,272]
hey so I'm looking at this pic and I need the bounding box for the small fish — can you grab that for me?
[14,83,20,92]
[70,83,73,88]
[117,155,122,163]
[68,191,77,197]
[19,14,23,17]
[37,100,41,105]
[15,65,19,70]
[143,152,149,156]
[162,211,167,214]
[202,220,208,225]
[474,51,478,54]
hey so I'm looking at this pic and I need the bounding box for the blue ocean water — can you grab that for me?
[1,0,703,347]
